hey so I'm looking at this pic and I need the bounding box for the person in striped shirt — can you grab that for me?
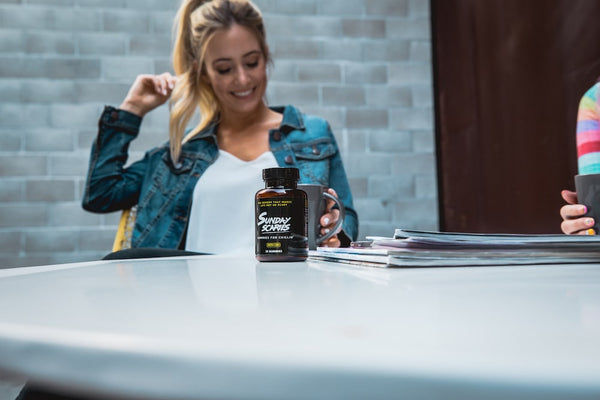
[561,80,600,234]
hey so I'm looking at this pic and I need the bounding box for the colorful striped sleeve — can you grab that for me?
[577,83,600,174]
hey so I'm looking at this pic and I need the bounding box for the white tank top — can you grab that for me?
[185,150,278,254]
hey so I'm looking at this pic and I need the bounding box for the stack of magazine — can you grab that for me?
[309,229,600,268]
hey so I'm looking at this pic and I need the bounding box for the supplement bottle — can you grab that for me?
[255,167,308,261]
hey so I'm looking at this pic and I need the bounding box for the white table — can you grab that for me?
[0,254,599,399]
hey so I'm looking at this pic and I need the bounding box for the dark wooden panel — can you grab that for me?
[432,0,600,233]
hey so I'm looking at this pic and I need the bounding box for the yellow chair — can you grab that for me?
[112,206,137,252]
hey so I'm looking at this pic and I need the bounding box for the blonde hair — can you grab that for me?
[169,0,271,164]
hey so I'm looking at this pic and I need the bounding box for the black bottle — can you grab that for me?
[255,167,308,261]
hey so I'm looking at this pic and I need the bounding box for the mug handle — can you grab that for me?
[316,192,345,245]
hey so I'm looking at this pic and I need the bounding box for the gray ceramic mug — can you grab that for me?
[575,173,600,233]
[298,184,345,249]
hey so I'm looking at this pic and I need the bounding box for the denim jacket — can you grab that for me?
[83,105,358,249]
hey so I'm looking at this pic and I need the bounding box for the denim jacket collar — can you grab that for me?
[187,105,305,142]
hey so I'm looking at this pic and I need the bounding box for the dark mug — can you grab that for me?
[298,184,345,250]
[574,173,600,233]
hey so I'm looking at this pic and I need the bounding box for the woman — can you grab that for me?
[560,79,599,235]
[82,0,358,254]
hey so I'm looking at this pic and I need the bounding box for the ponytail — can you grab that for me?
[170,0,218,165]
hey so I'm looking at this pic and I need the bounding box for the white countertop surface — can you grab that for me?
[0,254,599,399]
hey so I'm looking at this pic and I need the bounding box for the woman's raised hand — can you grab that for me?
[560,189,595,235]
[119,73,178,117]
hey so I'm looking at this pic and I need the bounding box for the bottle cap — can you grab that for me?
[262,167,299,181]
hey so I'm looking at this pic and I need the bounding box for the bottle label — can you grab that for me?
[255,196,308,257]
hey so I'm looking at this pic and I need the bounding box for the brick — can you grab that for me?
[389,62,432,85]
[298,63,341,83]
[0,256,54,269]
[299,106,344,131]
[25,129,74,152]
[409,0,430,17]
[323,86,365,106]
[271,39,320,60]
[77,0,125,7]
[369,130,411,152]
[125,0,178,10]
[269,83,319,106]
[0,179,24,202]
[347,130,368,153]
[0,104,50,128]
[51,8,103,32]
[342,19,385,38]
[344,154,393,177]
[50,103,103,128]
[25,230,77,252]
[102,57,154,81]
[348,177,368,198]
[415,173,437,198]
[102,211,122,226]
[387,17,430,39]
[78,228,116,251]
[364,40,410,61]
[344,63,387,84]
[357,222,392,239]
[0,231,21,253]
[0,129,22,151]
[141,105,170,129]
[49,154,90,176]
[318,1,365,15]
[391,153,435,174]
[0,79,20,102]
[48,203,103,227]
[25,31,75,54]
[410,41,431,62]
[103,10,150,33]
[126,127,167,152]
[0,205,47,227]
[130,34,172,56]
[0,29,24,52]
[154,58,174,75]
[394,199,438,229]
[78,129,97,150]
[0,57,101,79]
[265,15,341,37]
[26,180,76,202]
[0,6,50,30]
[75,82,130,103]
[21,80,77,103]
[269,60,297,82]
[346,108,388,129]
[253,0,317,14]
[0,156,46,177]
[321,40,363,61]
[390,107,433,130]
[366,86,411,107]
[353,198,393,221]
[368,174,414,199]
[412,130,435,153]
[412,85,432,107]
[50,252,104,265]
[78,33,127,55]
[151,11,177,34]
[28,0,75,5]
[366,0,409,16]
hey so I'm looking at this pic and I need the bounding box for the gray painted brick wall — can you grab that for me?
[0,0,436,268]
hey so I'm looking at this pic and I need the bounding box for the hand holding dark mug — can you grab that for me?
[298,184,345,249]
[570,175,600,235]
